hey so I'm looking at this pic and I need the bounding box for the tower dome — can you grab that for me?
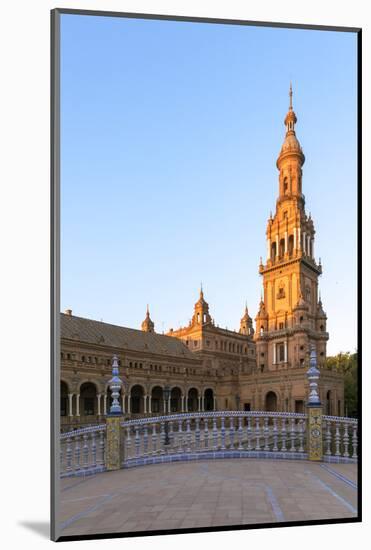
[277,83,305,170]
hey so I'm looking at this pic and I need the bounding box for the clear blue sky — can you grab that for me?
[60,14,357,355]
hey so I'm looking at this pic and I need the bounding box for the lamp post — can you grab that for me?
[163,385,170,445]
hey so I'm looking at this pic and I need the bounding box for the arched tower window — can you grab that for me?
[271,242,277,262]
[279,238,285,258]
[283,177,288,194]
[288,235,294,257]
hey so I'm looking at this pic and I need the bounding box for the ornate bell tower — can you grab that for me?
[254,85,328,372]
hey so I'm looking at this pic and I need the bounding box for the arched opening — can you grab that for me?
[283,177,288,194]
[204,388,214,411]
[326,390,332,415]
[265,391,278,412]
[279,238,285,258]
[271,242,277,262]
[131,385,144,414]
[151,386,163,414]
[80,382,97,416]
[170,387,182,412]
[61,381,68,416]
[288,235,294,257]
[188,388,199,412]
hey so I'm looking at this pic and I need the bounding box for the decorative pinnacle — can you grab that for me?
[108,355,123,415]
[306,344,321,407]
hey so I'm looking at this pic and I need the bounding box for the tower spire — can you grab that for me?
[289,82,293,110]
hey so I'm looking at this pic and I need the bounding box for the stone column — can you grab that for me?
[76,394,80,417]
[311,238,314,259]
[284,231,288,254]
[307,235,311,257]
[144,395,147,414]
[121,393,125,414]
[267,238,271,260]
[213,397,217,411]
[68,393,73,417]
[185,395,188,412]
[298,227,301,250]
[97,394,101,416]
[201,394,204,412]
[302,231,306,254]
[148,395,152,414]
[306,345,323,461]
[293,227,297,250]
[181,395,185,412]
[276,234,279,254]
[106,416,121,470]
[103,393,107,416]
[273,343,276,365]
[284,340,288,363]
[127,395,131,414]
[198,396,201,412]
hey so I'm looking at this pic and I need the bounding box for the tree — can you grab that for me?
[325,352,358,418]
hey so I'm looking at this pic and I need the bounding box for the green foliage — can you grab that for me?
[325,352,358,418]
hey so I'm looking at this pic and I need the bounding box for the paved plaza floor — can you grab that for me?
[59,459,358,537]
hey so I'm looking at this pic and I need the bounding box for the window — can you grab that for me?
[278,343,285,362]
[300,345,304,351]
[300,316,303,323]
[300,358,304,366]
[81,355,85,362]
[283,178,288,193]
[279,322,284,330]
[194,340,198,348]
[260,364,265,372]
[260,352,265,357]
[320,324,324,331]
[67,353,71,360]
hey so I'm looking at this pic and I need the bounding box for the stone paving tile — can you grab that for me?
[59,459,357,537]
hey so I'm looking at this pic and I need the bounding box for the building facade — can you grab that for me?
[60,89,344,430]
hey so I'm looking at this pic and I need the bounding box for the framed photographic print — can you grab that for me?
[51,8,361,542]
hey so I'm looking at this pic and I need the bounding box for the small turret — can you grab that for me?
[239,304,254,336]
[191,285,212,326]
[141,305,155,333]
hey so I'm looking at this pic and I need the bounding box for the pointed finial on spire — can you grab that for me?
[200,282,203,298]
[146,303,150,316]
[289,82,293,110]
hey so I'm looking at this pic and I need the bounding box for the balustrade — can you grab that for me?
[60,425,106,477]
[59,411,358,476]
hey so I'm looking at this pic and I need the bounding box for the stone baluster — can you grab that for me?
[82,433,89,469]
[186,418,192,452]
[143,426,149,456]
[281,418,287,452]
[298,419,304,453]
[246,417,253,451]
[91,432,97,468]
[169,421,174,447]
[60,445,64,472]
[255,417,261,451]
[237,416,243,450]
[98,430,105,466]
[352,423,358,459]
[66,436,72,472]
[135,426,140,458]
[264,417,270,451]
[74,434,81,471]
[290,418,296,452]
[229,417,235,449]
[212,417,218,450]
[343,423,349,458]
[195,417,201,451]
[204,418,209,449]
[160,422,165,454]
[221,415,226,450]
[335,422,341,456]
[126,426,132,459]
[152,424,157,455]
[325,421,332,455]
[272,418,278,451]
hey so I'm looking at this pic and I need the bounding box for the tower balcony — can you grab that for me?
[260,250,322,274]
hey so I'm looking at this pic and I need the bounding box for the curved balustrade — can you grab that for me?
[60,425,106,478]
[120,411,308,468]
[322,415,358,461]
[58,412,358,476]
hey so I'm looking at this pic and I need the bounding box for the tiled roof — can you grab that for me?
[60,313,196,359]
